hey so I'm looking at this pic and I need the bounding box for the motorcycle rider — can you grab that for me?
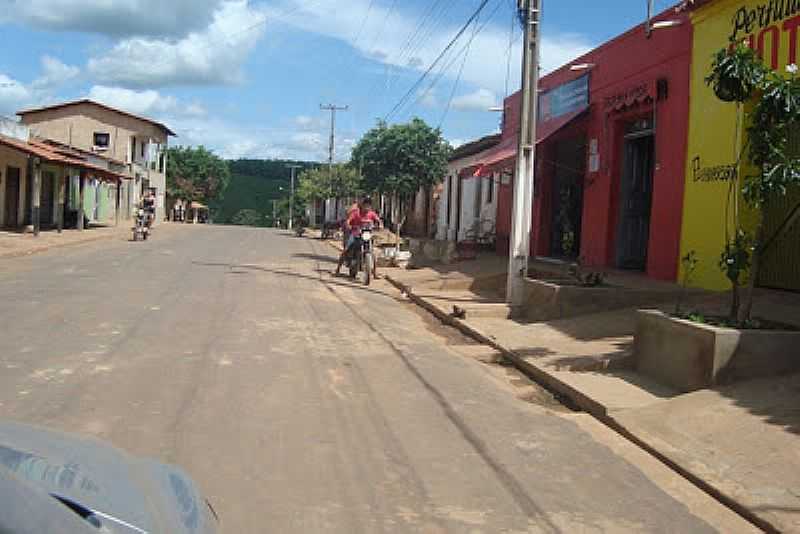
[142,189,156,228]
[335,197,381,278]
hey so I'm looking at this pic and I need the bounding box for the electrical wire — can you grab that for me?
[384,0,491,122]
[403,0,504,121]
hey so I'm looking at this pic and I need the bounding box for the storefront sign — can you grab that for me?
[538,74,589,123]
[728,1,800,68]
[691,156,737,183]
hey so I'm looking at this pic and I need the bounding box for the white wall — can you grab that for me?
[439,145,500,242]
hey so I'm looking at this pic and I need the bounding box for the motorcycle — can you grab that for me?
[347,222,375,286]
[132,209,150,241]
[294,225,306,237]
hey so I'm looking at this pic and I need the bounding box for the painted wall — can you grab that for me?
[497,10,692,281]
[680,0,798,290]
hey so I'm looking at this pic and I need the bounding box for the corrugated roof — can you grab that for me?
[0,133,127,181]
[17,99,176,137]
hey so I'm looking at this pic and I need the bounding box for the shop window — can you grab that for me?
[93,132,110,150]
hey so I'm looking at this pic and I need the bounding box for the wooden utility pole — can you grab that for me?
[506,0,541,306]
[320,104,348,224]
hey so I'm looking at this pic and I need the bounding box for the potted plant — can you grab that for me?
[705,43,767,103]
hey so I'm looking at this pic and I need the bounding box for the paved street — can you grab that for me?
[0,225,755,533]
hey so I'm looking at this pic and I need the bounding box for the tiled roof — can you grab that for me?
[38,138,127,166]
[0,133,127,181]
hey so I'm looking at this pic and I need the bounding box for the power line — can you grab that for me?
[439,11,484,127]
[384,0,491,122]
[403,0,504,121]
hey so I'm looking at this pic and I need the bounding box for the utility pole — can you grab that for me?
[286,164,302,229]
[320,104,348,224]
[272,199,278,227]
[506,0,541,306]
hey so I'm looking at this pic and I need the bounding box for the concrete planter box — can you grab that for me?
[407,238,458,266]
[524,278,676,322]
[634,310,800,392]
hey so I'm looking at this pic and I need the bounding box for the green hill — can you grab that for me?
[213,159,317,226]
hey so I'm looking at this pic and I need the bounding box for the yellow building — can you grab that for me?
[680,0,800,291]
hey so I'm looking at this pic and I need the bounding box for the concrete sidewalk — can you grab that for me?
[384,263,800,533]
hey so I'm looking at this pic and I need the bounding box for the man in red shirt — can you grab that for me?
[336,197,382,277]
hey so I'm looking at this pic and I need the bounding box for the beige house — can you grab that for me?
[18,100,175,223]
[0,119,127,232]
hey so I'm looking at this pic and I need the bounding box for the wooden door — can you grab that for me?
[616,134,655,270]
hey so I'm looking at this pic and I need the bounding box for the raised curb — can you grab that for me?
[382,272,776,534]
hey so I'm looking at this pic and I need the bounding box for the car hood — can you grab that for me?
[0,421,217,533]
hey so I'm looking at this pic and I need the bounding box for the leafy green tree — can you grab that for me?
[167,146,231,205]
[707,43,800,323]
[297,164,363,222]
[351,118,450,235]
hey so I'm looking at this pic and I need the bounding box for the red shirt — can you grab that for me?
[347,210,380,237]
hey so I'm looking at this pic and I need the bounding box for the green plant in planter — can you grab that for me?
[718,229,751,321]
[707,43,800,326]
[705,43,768,103]
[675,250,699,316]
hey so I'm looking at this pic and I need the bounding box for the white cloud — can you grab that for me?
[451,88,496,112]
[87,0,267,88]
[87,86,207,119]
[417,90,438,109]
[0,75,32,116]
[31,56,80,90]
[2,0,223,38]
[267,1,594,98]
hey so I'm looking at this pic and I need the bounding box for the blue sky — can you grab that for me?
[0,0,674,162]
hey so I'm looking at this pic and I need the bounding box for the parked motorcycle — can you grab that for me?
[132,209,150,241]
[347,222,375,286]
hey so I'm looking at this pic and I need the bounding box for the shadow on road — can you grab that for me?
[292,253,337,264]
[191,261,401,300]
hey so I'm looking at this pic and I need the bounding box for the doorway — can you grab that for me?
[40,171,55,226]
[549,137,586,259]
[4,167,20,227]
[616,120,655,271]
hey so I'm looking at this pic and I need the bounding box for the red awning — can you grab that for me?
[536,106,589,145]
[474,106,589,177]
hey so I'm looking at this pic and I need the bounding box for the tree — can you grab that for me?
[706,43,800,324]
[167,146,231,206]
[297,164,363,215]
[351,118,450,236]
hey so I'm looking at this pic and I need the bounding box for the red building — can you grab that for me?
[486,9,692,281]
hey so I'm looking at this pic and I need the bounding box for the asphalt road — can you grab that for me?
[0,224,756,533]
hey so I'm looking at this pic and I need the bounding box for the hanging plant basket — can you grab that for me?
[706,43,767,104]
[713,77,755,103]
